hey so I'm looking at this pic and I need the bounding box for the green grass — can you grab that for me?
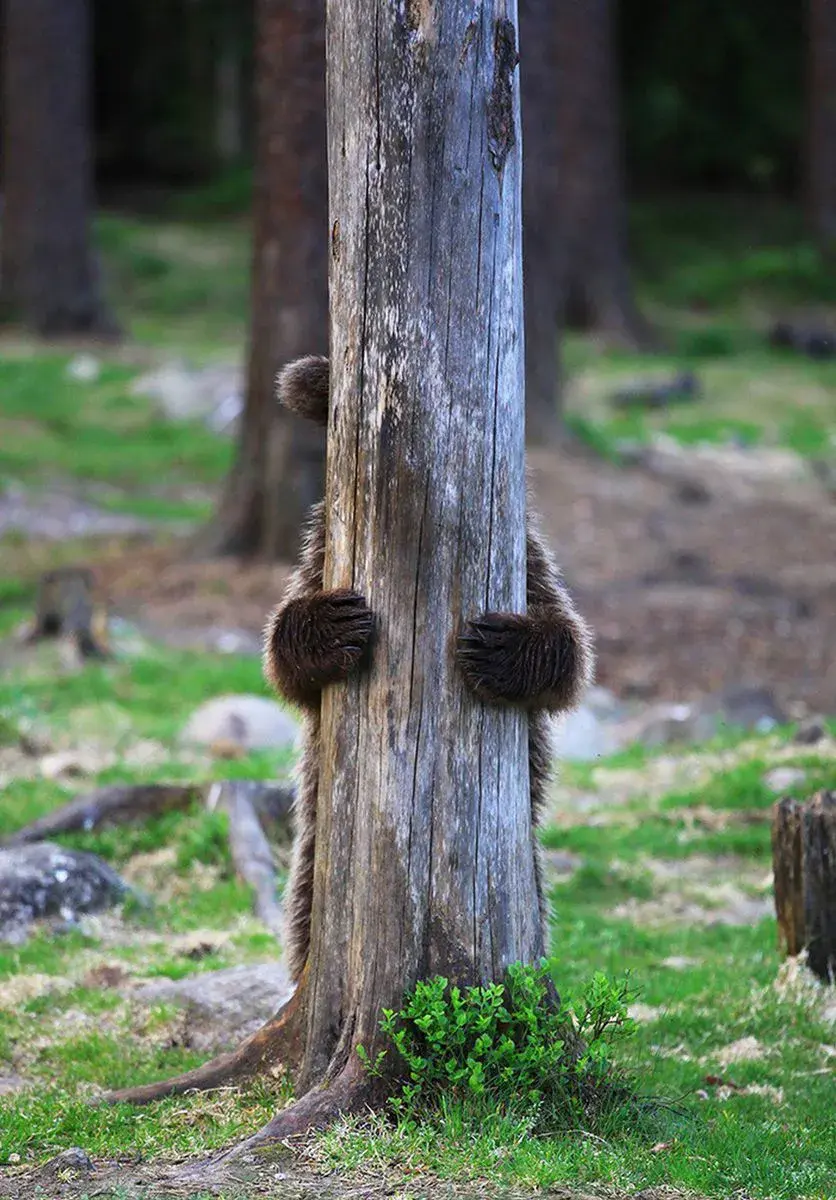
[0,355,232,515]
[1,635,834,1197]
[97,213,250,353]
[559,195,836,461]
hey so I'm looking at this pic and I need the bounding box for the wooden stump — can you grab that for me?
[772,791,836,982]
[27,568,109,659]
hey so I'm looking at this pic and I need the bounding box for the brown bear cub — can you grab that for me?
[264,356,594,981]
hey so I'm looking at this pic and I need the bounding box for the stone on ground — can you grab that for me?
[181,694,300,753]
[0,843,128,943]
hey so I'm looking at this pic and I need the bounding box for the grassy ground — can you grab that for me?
[1,193,835,1197]
[1,639,834,1197]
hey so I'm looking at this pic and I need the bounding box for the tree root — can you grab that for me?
[221,1058,372,1159]
[104,978,306,1106]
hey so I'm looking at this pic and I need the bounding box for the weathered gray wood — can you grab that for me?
[298,0,538,1094]
[772,791,836,982]
[208,781,285,938]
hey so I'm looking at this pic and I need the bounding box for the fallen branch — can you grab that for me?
[1,785,201,848]
[208,781,287,937]
[2,781,294,850]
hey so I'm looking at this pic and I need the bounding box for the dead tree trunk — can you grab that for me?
[296,0,538,1107]
[553,0,651,347]
[200,0,328,560]
[806,0,836,246]
[0,0,118,336]
[104,0,542,1144]
[773,792,836,983]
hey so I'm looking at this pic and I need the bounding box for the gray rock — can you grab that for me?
[65,354,101,383]
[0,843,128,943]
[131,360,243,434]
[621,686,788,752]
[130,961,293,1052]
[37,1147,95,1178]
[181,694,300,753]
[617,702,718,749]
[552,705,622,762]
[552,687,627,762]
[706,685,788,733]
[763,766,807,794]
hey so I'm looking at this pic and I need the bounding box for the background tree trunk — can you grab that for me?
[553,0,650,347]
[201,0,328,560]
[520,0,563,443]
[806,0,836,246]
[0,0,117,335]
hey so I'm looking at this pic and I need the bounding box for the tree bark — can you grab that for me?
[200,0,328,561]
[806,0,836,246]
[772,791,836,983]
[0,0,117,336]
[552,0,651,347]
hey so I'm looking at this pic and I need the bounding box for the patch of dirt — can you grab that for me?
[0,485,158,540]
[0,973,72,1010]
[0,1151,703,1200]
[527,445,836,713]
[705,1036,767,1066]
[550,733,834,826]
[612,891,773,929]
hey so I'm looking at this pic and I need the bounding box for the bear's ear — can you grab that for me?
[276,356,330,426]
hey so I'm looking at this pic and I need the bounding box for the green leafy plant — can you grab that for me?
[361,962,638,1132]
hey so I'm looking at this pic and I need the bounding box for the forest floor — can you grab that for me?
[0,194,835,1198]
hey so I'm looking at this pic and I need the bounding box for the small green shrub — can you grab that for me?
[362,963,638,1132]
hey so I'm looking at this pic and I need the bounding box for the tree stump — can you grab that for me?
[27,568,109,659]
[772,791,836,982]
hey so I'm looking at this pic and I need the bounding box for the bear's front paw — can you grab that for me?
[269,589,374,697]
[456,611,580,709]
[299,589,374,680]
[456,612,539,705]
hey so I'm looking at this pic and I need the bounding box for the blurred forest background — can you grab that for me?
[0,0,834,706]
